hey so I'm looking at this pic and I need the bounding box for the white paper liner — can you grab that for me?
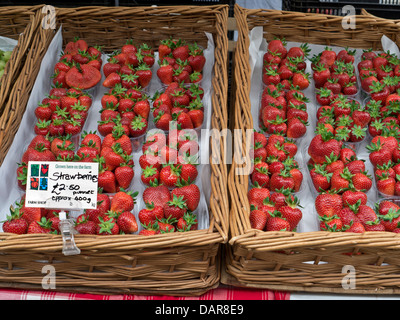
[248,26,400,233]
[0,26,215,233]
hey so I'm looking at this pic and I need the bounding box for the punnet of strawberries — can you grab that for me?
[156,38,205,86]
[52,38,103,90]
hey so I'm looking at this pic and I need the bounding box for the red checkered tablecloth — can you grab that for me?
[0,286,289,300]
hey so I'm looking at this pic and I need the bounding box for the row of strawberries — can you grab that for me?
[248,39,310,232]
[98,38,206,235]
[260,39,310,139]
[133,38,206,234]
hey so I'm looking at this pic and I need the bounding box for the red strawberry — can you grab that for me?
[138,202,164,226]
[142,183,171,208]
[75,216,97,234]
[27,217,53,234]
[159,165,181,188]
[163,194,188,221]
[98,169,117,194]
[157,60,174,85]
[265,211,290,231]
[319,215,343,232]
[115,164,134,190]
[110,190,138,213]
[96,216,119,235]
[176,211,198,232]
[308,129,342,164]
[279,196,303,231]
[342,190,367,207]
[117,211,138,234]
[171,182,200,212]
[157,217,176,233]
[2,206,28,234]
[135,63,152,88]
[141,166,160,186]
[249,207,268,230]
[315,191,343,218]
[65,64,101,90]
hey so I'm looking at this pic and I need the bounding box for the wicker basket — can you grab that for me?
[225,4,400,295]
[0,5,229,296]
[0,6,45,120]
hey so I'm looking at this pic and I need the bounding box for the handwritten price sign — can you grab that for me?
[25,161,98,210]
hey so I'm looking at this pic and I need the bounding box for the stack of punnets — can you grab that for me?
[0,4,229,297]
[225,4,400,295]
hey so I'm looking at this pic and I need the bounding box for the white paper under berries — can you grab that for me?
[0,25,216,233]
[248,26,400,233]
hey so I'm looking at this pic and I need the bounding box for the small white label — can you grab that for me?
[25,161,98,210]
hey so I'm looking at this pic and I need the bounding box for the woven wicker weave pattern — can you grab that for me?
[0,5,229,297]
[226,4,400,295]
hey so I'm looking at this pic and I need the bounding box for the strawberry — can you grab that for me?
[379,208,400,232]
[16,162,28,191]
[103,72,121,88]
[129,115,148,138]
[117,211,138,234]
[286,117,307,138]
[65,63,101,90]
[319,215,343,232]
[139,202,164,226]
[292,71,309,90]
[376,173,396,196]
[27,217,53,234]
[366,140,392,168]
[176,211,198,232]
[342,190,367,207]
[142,182,171,208]
[172,40,189,61]
[35,103,53,121]
[97,167,117,194]
[249,207,269,230]
[159,164,181,188]
[157,60,174,85]
[157,217,176,233]
[315,191,343,218]
[141,166,160,186]
[267,39,287,59]
[96,216,119,235]
[308,128,342,165]
[110,189,138,213]
[188,43,206,72]
[357,204,380,228]
[22,143,56,163]
[171,181,200,212]
[163,194,188,221]
[351,171,372,192]
[2,206,28,234]
[135,63,152,88]
[265,211,290,231]
[115,164,134,190]
[279,196,302,231]
[75,216,97,234]
[247,184,271,209]
[313,63,331,88]
[269,170,295,192]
